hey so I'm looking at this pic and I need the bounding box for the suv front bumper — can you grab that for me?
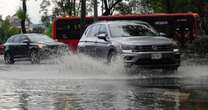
[122,51,180,69]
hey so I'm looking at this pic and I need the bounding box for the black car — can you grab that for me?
[4,33,68,64]
[78,21,181,70]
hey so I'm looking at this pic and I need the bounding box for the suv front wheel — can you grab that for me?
[107,51,118,64]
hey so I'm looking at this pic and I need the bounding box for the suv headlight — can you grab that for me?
[122,50,133,53]
[121,45,134,53]
[173,48,179,52]
[172,43,180,53]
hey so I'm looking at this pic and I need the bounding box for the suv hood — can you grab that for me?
[113,36,175,45]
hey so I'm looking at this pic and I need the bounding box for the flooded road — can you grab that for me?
[0,55,208,110]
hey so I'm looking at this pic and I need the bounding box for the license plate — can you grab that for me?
[151,53,162,59]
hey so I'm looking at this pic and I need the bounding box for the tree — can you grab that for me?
[114,0,153,14]
[102,0,123,15]
[115,2,132,15]
[17,0,27,33]
[80,0,86,34]
[51,0,79,16]
[149,0,208,34]
[0,18,20,43]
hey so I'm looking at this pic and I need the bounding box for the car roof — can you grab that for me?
[24,33,45,36]
[93,20,149,25]
[11,33,47,37]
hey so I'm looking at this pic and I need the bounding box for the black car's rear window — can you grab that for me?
[27,34,54,43]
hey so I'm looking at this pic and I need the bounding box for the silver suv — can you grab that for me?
[78,21,180,70]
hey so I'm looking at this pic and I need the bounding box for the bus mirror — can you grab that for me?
[159,32,167,36]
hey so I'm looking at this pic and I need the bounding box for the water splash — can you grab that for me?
[51,54,128,79]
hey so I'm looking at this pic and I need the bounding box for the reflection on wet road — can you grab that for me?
[0,55,208,110]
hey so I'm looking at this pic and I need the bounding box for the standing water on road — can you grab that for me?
[0,55,208,109]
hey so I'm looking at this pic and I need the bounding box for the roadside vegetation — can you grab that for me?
[0,18,20,43]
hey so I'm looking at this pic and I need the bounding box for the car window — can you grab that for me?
[86,25,99,37]
[84,27,89,35]
[109,24,157,37]
[99,24,108,34]
[7,36,15,43]
[13,35,22,43]
[19,35,29,43]
[27,34,54,43]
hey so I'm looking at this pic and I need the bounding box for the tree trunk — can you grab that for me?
[69,0,72,16]
[103,9,111,15]
[94,0,98,21]
[102,0,109,15]
[101,0,104,14]
[73,0,76,16]
[22,0,27,33]
[80,0,86,34]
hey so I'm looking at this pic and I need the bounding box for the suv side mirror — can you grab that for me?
[97,33,108,41]
[159,32,167,36]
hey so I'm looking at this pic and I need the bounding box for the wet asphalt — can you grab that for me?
[0,55,208,110]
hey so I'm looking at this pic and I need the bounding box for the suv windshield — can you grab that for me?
[28,34,54,43]
[109,23,158,37]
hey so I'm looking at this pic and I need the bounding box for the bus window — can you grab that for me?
[56,19,81,39]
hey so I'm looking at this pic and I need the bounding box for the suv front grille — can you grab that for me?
[133,45,173,52]
[135,58,177,65]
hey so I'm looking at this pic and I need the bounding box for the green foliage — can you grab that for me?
[0,19,20,43]
[41,15,50,27]
[149,0,165,12]
[149,0,208,34]
[115,2,132,14]
[149,0,208,14]
[16,8,27,20]
[51,0,78,16]
[45,24,52,37]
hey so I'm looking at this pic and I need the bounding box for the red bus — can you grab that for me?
[52,13,202,50]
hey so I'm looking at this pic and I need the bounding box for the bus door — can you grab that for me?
[56,19,81,51]
[173,16,192,46]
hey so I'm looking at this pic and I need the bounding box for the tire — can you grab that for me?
[4,52,14,64]
[31,50,40,64]
[107,51,117,64]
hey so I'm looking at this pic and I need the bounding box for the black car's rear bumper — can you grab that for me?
[122,51,180,69]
